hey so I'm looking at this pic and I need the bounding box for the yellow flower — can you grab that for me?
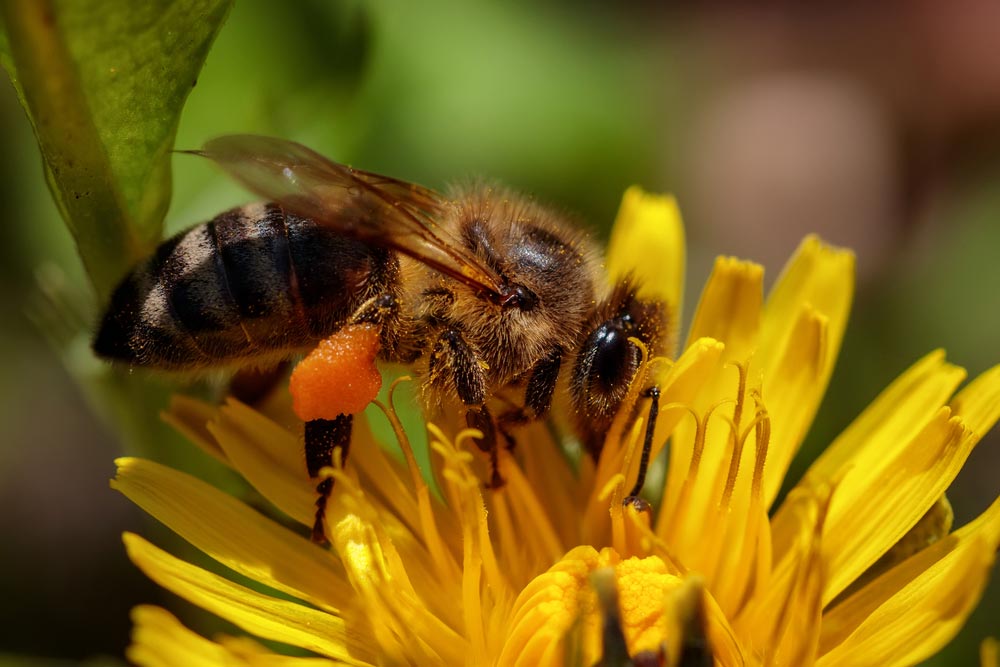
[113,189,1000,667]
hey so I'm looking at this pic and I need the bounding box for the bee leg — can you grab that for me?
[429,328,500,483]
[497,348,563,451]
[347,292,407,353]
[304,414,353,545]
[300,292,406,545]
[298,294,400,546]
[466,406,503,488]
[496,414,525,451]
[623,386,660,511]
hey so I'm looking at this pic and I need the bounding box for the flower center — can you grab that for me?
[498,546,712,667]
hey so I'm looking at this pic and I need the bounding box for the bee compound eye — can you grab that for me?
[588,319,641,392]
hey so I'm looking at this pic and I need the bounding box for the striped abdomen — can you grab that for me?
[94,203,397,370]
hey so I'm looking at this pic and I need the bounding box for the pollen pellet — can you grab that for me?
[290,324,382,421]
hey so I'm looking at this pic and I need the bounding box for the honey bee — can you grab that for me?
[94,135,669,542]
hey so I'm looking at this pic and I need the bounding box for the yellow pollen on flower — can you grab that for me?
[615,556,683,654]
[499,546,704,665]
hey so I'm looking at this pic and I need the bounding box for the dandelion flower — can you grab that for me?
[113,188,1000,666]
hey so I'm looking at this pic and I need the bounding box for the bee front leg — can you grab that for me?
[497,348,563,450]
[624,385,660,511]
[466,405,502,488]
[428,328,502,486]
[304,414,352,545]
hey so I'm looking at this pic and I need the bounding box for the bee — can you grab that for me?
[94,135,668,543]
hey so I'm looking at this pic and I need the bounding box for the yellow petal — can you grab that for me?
[680,267,766,560]
[606,186,686,347]
[161,395,230,466]
[950,362,1000,438]
[821,408,977,603]
[112,457,353,612]
[208,400,318,527]
[219,399,306,478]
[328,501,467,666]
[772,350,966,559]
[817,495,1000,667]
[650,336,725,464]
[759,236,854,375]
[804,350,966,487]
[128,605,345,667]
[128,605,234,667]
[123,533,375,664]
[685,256,762,358]
[758,236,854,507]
[735,488,827,662]
[649,336,725,510]
[518,420,587,549]
[831,495,954,603]
[759,302,828,507]
[657,260,761,550]
[773,517,824,667]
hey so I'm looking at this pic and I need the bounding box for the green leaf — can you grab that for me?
[0,0,232,299]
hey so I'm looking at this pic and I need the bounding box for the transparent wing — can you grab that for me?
[189,134,505,296]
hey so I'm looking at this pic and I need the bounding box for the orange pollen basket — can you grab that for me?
[289,323,382,420]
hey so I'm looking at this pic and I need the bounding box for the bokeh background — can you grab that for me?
[1,0,998,663]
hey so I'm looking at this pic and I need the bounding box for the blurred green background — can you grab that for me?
[1,0,998,664]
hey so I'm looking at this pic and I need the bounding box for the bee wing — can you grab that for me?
[190,134,506,297]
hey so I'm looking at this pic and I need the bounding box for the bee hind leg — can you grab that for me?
[299,292,402,545]
[304,414,353,545]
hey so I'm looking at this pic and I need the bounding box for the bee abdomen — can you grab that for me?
[209,203,305,351]
[94,204,394,371]
[94,222,241,369]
